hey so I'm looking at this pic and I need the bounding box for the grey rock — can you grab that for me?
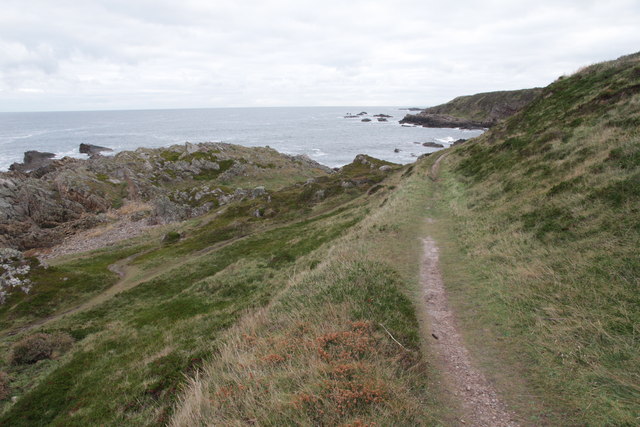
[185,142,199,154]
[196,159,219,170]
[422,142,445,148]
[79,143,113,157]
[152,196,190,223]
[400,113,488,130]
[9,151,56,172]
[0,142,333,250]
[234,188,248,198]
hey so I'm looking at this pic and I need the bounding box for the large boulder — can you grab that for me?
[9,151,56,173]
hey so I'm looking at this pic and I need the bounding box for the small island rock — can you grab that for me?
[80,143,113,158]
[422,142,445,148]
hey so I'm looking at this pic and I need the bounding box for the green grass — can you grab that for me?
[430,52,640,425]
[0,245,147,330]
[0,157,390,425]
[169,161,446,426]
[3,53,638,427]
[0,207,364,425]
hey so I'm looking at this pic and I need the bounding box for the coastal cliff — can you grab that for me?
[400,87,542,128]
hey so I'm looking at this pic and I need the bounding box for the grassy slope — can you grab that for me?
[0,158,406,425]
[169,159,452,426]
[433,53,640,424]
[420,88,543,122]
[2,52,637,425]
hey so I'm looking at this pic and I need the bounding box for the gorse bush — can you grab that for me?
[9,332,74,365]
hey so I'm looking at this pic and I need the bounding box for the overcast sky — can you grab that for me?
[1,0,639,112]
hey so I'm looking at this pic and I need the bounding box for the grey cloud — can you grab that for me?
[1,0,639,111]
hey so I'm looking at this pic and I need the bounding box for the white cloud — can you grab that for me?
[0,0,639,111]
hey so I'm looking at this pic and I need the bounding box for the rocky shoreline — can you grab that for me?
[400,88,543,129]
[0,142,332,251]
[399,113,491,129]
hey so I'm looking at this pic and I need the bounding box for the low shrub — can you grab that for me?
[162,231,182,244]
[9,332,74,365]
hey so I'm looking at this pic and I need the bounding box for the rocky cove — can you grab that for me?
[0,142,335,251]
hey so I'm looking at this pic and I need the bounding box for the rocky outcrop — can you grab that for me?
[0,142,332,251]
[422,142,445,148]
[401,114,489,129]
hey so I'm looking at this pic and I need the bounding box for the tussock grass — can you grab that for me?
[0,157,422,425]
[432,52,640,425]
[170,160,444,426]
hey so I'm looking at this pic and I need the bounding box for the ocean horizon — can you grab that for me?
[0,106,483,171]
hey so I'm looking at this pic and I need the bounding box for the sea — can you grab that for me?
[0,107,484,171]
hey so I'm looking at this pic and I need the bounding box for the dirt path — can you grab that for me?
[421,237,518,426]
[421,152,518,426]
[5,251,147,336]
[8,223,266,336]
[429,151,449,180]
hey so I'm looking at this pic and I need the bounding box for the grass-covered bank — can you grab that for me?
[0,157,393,426]
[1,154,449,426]
[427,53,640,425]
[170,158,452,425]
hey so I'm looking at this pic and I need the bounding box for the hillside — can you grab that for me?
[430,52,640,424]
[0,52,638,426]
[0,151,429,426]
[400,87,542,129]
[168,52,640,425]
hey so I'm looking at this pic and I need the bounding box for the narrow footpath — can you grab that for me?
[421,153,518,426]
